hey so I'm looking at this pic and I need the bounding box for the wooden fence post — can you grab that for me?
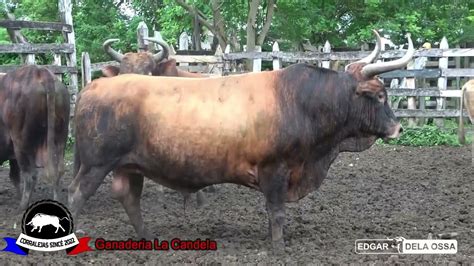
[389,79,399,108]
[24,54,35,65]
[81,52,91,88]
[179,32,189,50]
[322,40,331,69]
[272,41,281,70]
[137,21,148,52]
[435,37,449,127]
[253,45,262,72]
[59,0,78,121]
[417,43,430,126]
[53,54,62,82]
[212,45,223,76]
[405,65,416,127]
[223,44,231,74]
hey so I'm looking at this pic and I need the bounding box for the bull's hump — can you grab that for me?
[139,71,279,133]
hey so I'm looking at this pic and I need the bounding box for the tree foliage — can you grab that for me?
[0,0,471,66]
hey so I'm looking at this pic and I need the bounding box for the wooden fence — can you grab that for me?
[0,0,78,117]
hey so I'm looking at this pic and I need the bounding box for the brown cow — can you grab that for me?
[69,31,412,253]
[0,65,70,211]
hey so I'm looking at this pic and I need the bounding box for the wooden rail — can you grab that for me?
[0,20,72,32]
[222,48,474,61]
[0,65,77,74]
[0,43,75,54]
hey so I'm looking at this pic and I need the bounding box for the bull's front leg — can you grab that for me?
[259,163,289,255]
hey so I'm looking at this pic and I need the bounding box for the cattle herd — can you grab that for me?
[1,30,471,254]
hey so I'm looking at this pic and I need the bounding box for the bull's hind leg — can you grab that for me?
[111,171,150,239]
[68,164,113,219]
[53,142,67,202]
[11,143,38,211]
[8,159,20,197]
[195,191,206,207]
[19,164,38,212]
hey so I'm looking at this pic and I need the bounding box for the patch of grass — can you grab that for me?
[376,120,473,147]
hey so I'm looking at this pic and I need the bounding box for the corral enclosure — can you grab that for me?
[0,5,473,265]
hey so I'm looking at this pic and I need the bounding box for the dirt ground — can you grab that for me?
[0,144,472,264]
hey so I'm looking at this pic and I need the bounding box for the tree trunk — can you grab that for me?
[245,0,260,70]
[192,13,201,51]
[211,0,227,50]
[256,0,275,46]
[175,0,227,50]
[246,0,259,53]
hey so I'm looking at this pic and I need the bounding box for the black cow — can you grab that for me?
[0,65,70,210]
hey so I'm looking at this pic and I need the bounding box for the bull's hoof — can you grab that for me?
[271,240,286,256]
[18,202,29,214]
[196,192,206,208]
[204,186,217,193]
[138,230,154,241]
[75,229,86,235]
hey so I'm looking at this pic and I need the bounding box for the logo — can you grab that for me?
[356,237,457,254]
[1,200,93,256]
[2,201,218,256]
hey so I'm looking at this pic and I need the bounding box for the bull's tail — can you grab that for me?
[43,73,58,185]
[59,217,69,221]
[73,135,80,178]
[72,91,82,178]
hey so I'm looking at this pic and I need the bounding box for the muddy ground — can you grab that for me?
[0,144,472,264]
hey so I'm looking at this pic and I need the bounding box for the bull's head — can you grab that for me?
[345,30,414,142]
[101,38,170,77]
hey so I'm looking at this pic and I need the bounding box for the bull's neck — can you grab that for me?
[275,64,353,151]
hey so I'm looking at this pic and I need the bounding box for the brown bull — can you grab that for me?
[100,37,207,78]
[75,37,210,208]
[0,65,70,210]
[69,31,413,253]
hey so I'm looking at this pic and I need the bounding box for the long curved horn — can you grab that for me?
[103,39,124,62]
[345,30,382,71]
[357,30,382,64]
[361,33,415,78]
[143,37,170,62]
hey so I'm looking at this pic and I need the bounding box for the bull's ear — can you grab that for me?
[355,80,382,96]
[101,66,120,77]
[155,59,178,76]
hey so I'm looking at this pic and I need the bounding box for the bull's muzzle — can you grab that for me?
[385,122,403,140]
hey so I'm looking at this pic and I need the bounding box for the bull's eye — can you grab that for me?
[378,93,385,102]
